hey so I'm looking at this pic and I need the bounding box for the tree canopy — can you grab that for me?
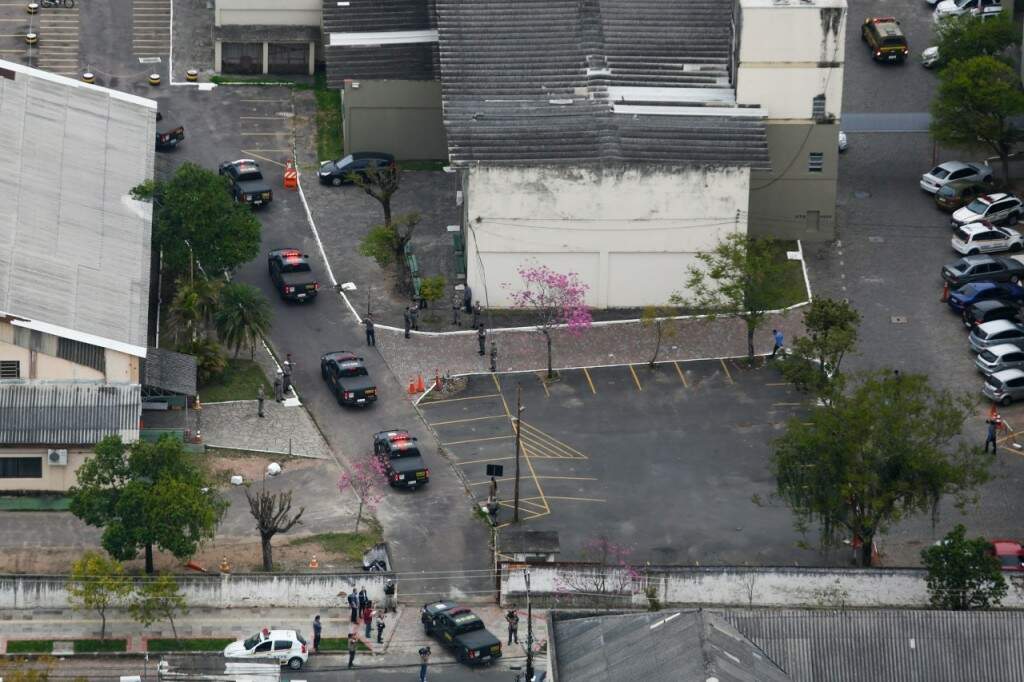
[215,282,272,359]
[779,297,860,401]
[935,13,1019,69]
[67,551,132,640]
[921,524,1006,610]
[69,436,226,574]
[771,370,991,566]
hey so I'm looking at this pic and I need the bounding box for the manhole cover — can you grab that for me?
[868,236,884,243]
[891,316,908,324]
[853,190,871,199]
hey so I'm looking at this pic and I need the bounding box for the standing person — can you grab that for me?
[375,607,386,644]
[362,600,374,639]
[282,355,293,393]
[347,633,357,669]
[506,608,519,645]
[347,588,359,624]
[363,314,376,347]
[256,384,265,418]
[312,615,322,653]
[358,586,368,611]
[477,324,486,356]
[770,329,784,358]
[273,373,283,402]
[490,341,498,372]
[985,416,1000,453]
[403,307,412,339]
[383,578,396,613]
[472,301,482,329]
[409,304,420,331]
[418,646,431,682]
[451,292,462,326]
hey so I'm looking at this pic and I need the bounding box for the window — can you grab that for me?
[273,640,292,651]
[254,641,273,653]
[0,457,42,478]
[808,152,824,173]
[57,338,105,373]
[0,361,19,378]
[812,94,826,119]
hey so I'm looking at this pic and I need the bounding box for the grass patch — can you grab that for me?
[147,638,234,653]
[767,240,810,309]
[288,520,383,562]
[198,359,272,402]
[319,637,371,652]
[6,640,53,654]
[73,639,127,653]
[210,74,304,86]
[399,159,447,172]
[313,72,343,161]
[0,495,70,511]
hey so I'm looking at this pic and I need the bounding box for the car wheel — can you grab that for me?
[321,364,328,380]
[984,175,993,184]
[457,649,468,664]
[1013,243,1023,252]
[331,176,342,187]
[336,391,345,406]
[968,249,980,256]
[1002,395,1013,406]
[1013,276,1022,285]
[288,657,303,670]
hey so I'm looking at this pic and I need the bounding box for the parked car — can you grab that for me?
[951,222,1023,255]
[318,151,396,186]
[921,161,993,194]
[861,16,909,63]
[952,193,1023,228]
[223,628,308,670]
[373,430,430,489]
[921,45,941,68]
[219,159,273,207]
[267,249,319,302]
[421,601,502,665]
[988,540,1024,570]
[320,351,377,406]
[969,319,1024,353]
[838,130,848,152]
[935,179,989,211]
[942,254,1024,287]
[983,368,1024,405]
[975,343,1024,374]
[948,281,1024,313]
[963,299,1020,329]
[934,0,1003,22]
[155,112,184,151]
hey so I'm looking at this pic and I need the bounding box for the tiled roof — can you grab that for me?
[142,347,197,396]
[436,0,769,169]
[0,382,141,446]
[322,0,438,87]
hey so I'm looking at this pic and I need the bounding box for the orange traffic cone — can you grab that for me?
[416,374,426,393]
[309,554,319,569]
[434,369,442,390]
[990,403,999,420]
[283,160,298,190]
[219,556,231,573]
[941,281,950,303]
[408,379,417,395]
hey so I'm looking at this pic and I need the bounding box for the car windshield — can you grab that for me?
[337,155,354,166]
[980,349,998,362]
[339,365,368,378]
[955,228,972,242]
[937,185,957,198]
[1000,554,1020,568]
[243,633,262,649]
[931,166,950,179]
[881,36,905,47]
[951,259,969,272]
[965,199,989,214]
[296,632,307,645]
[986,374,1002,388]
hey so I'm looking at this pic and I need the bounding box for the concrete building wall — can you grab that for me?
[464,165,750,308]
[215,0,321,27]
[342,80,447,160]
[0,449,90,492]
[0,321,140,383]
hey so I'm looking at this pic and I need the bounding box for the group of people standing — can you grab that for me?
[311,580,398,669]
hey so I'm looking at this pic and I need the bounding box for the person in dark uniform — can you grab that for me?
[363,314,376,346]
[477,324,486,356]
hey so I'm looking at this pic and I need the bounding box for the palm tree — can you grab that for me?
[167,276,222,343]
[215,282,272,359]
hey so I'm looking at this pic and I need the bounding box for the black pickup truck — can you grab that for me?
[155,112,184,151]
[219,159,273,208]
[421,602,501,665]
[320,352,377,407]
[373,430,430,489]
[268,249,319,302]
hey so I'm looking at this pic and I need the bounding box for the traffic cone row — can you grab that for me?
[407,373,426,394]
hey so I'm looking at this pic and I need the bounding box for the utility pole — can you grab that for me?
[513,384,523,523]
[525,569,534,682]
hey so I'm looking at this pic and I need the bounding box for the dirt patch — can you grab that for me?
[204,452,320,488]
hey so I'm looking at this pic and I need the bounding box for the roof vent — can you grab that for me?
[549,99,574,105]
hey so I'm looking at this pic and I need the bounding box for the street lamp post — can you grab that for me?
[513,384,523,523]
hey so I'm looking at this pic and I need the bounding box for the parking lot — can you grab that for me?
[419,360,821,566]
[0,2,80,78]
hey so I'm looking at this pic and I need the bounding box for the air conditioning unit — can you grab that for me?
[48,449,68,466]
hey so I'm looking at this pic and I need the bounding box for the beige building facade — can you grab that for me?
[214,0,321,75]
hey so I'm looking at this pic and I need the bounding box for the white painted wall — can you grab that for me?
[736,0,846,120]
[215,0,321,26]
[465,165,750,308]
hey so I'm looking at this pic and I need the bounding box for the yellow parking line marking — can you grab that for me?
[418,393,500,405]
[628,365,642,391]
[454,456,514,466]
[582,367,596,394]
[442,435,513,446]
[429,415,507,427]
[520,439,565,460]
[494,374,550,515]
[673,361,688,388]
[239,150,285,168]
[543,496,606,503]
[520,422,588,459]
[720,358,733,384]
[535,476,598,481]
[766,382,789,387]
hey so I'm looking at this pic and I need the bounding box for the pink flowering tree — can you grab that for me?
[506,264,592,378]
[553,537,642,606]
[337,455,387,533]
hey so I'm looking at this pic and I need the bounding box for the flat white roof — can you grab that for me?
[329,29,439,47]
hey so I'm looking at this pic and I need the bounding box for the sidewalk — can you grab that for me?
[0,604,547,666]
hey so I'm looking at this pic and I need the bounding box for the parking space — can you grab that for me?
[132,0,169,59]
[36,3,78,78]
[236,95,294,169]
[0,1,38,70]
[418,360,818,565]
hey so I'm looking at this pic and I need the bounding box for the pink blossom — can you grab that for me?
[338,455,387,532]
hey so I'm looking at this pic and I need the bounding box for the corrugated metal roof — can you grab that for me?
[143,347,197,396]
[0,382,141,445]
[0,60,155,356]
[720,609,1024,682]
[552,610,790,682]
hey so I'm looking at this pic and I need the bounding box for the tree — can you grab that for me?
[67,552,132,640]
[167,276,222,344]
[672,234,792,362]
[358,213,422,282]
[337,456,387,533]
[419,275,446,308]
[178,337,227,384]
[931,56,1024,183]
[244,485,305,572]
[130,573,188,639]
[779,298,860,401]
[215,282,272,359]
[554,537,641,605]
[934,13,1019,69]
[348,161,401,227]
[640,306,677,367]
[506,264,592,378]
[69,435,227,574]
[771,371,992,566]
[132,163,261,276]
[921,524,1006,610]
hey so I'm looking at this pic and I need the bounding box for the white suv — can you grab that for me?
[934,0,1003,21]
[952,193,1022,228]
[952,222,1023,255]
[224,628,308,670]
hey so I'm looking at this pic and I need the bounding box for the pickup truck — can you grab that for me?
[320,351,377,407]
[421,602,501,665]
[373,430,430,489]
[268,249,319,302]
[155,112,184,151]
[219,159,273,208]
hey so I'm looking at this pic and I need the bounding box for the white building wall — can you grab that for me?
[465,165,750,308]
[215,0,321,26]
